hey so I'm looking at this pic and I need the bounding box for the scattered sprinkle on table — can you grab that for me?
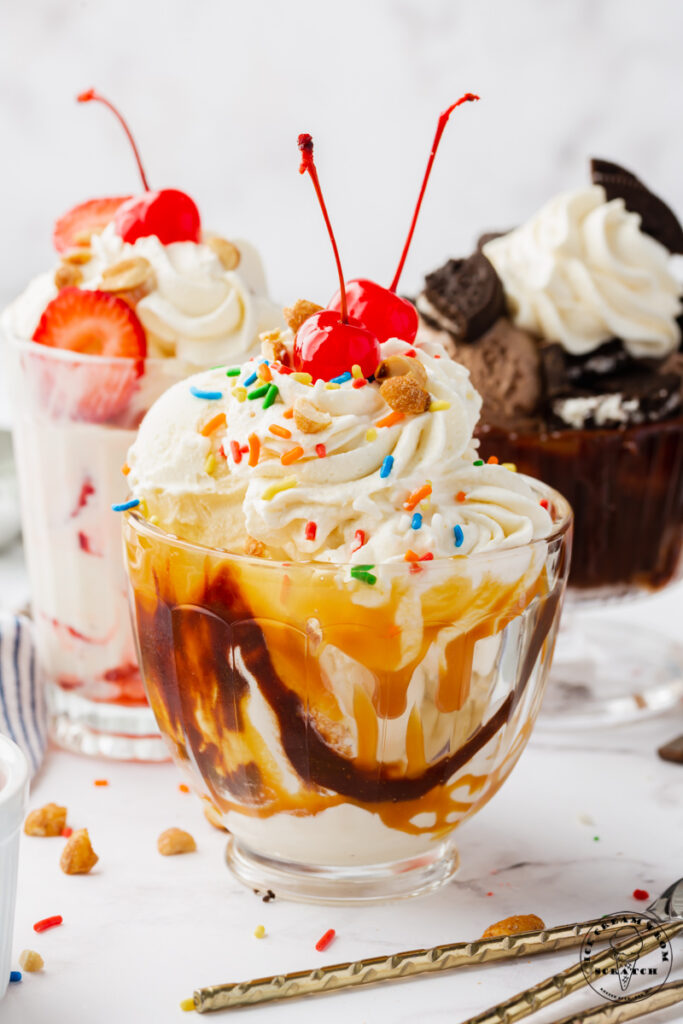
[454,525,464,548]
[380,455,394,479]
[33,915,63,934]
[633,888,650,901]
[190,386,223,401]
[61,827,73,838]
[179,997,196,1012]
[593,835,600,842]
[253,924,266,939]
[179,784,190,794]
[315,928,336,952]
[111,498,139,513]
[411,512,422,530]
[94,779,109,787]
[9,971,21,983]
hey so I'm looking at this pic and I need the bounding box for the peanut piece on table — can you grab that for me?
[24,803,67,837]
[18,950,44,972]
[60,828,99,875]
[158,828,197,856]
[481,913,546,939]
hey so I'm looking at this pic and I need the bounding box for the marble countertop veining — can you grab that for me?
[1,538,682,1023]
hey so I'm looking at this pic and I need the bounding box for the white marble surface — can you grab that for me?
[0,537,682,1022]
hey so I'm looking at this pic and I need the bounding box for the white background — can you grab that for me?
[2,0,683,314]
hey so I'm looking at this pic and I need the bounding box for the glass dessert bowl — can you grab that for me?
[418,159,683,726]
[124,484,570,903]
[2,91,281,759]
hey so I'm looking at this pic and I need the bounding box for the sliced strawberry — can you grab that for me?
[53,196,132,253]
[32,288,147,423]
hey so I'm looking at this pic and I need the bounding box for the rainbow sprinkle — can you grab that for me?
[315,443,327,458]
[190,386,223,401]
[502,462,517,472]
[473,459,484,467]
[243,371,258,387]
[253,924,266,939]
[204,454,216,475]
[365,428,377,442]
[411,512,422,530]
[454,525,464,548]
[262,477,298,501]
[233,386,247,402]
[9,971,22,983]
[292,372,312,385]
[111,498,139,512]
[330,371,352,384]
[380,455,394,479]
[351,565,377,585]
[179,997,195,1012]
[262,384,279,409]
[430,400,450,411]
[225,367,241,377]
[351,364,363,379]
[248,384,269,401]
[305,521,317,541]
[325,382,341,390]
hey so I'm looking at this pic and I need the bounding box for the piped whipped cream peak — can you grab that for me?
[126,321,553,564]
[483,185,682,359]
[4,223,282,366]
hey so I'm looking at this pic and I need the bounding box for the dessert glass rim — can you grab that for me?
[124,477,573,567]
[480,414,683,442]
[7,334,189,370]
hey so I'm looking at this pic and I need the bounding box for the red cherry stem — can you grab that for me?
[298,134,348,323]
[389,93,479,294]
[77,88,150,191]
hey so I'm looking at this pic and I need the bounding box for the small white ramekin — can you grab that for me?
[0,734,29,1001]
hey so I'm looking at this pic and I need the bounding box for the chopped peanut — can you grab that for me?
[24,803,67,837]
[293,397,331,434]
[157,827,197,856]
[206,236,241,270]
[379,375,430,415]
[60,828,99,875]
[54,263,83,290]
[481,914,546,939]
[244,535,265,557]
[283,299,323,333]
[375,354,427,388]
[18,950,44,973]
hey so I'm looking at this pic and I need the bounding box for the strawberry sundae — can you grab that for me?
[2,91,281,759]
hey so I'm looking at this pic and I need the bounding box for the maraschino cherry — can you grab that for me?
[77,89,201,246]
[294,134,381,382]
[328,93,479,343]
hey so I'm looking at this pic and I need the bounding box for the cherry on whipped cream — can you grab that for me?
[294,134,380,382]
[327,93,479,343]
[75,89,201,246]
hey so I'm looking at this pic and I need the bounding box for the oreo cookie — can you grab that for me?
[550,371,682,429]
[540,339,635,398]
[420,253,505,342]
[591,158,683,254]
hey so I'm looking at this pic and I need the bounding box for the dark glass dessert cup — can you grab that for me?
[479,416,683,599]
[123,485,571,904]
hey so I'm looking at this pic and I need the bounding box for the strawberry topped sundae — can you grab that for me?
[3,90,280,759]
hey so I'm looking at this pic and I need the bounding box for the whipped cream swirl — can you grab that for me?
[3,223,282,366]
[127,336,552,564]
[483,186,681,358]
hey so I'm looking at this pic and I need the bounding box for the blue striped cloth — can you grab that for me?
[0,614,46,775]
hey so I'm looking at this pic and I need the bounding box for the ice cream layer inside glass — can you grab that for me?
[2,92,282,760]
[124,321,572,901]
